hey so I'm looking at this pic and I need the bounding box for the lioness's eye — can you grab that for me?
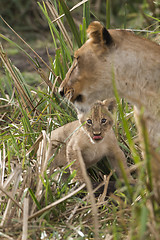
[74,56,80,61]
[87,119,92,125]
[74,56,79,67]
[101,118,107,124]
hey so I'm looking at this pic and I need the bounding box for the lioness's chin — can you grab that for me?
[73,90,108,113]
[74,101,90,114]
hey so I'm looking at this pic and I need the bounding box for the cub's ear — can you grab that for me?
[103,98,116,113]
[87,21,113,46]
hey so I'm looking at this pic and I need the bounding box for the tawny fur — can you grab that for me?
[47,99,134,183]
[59,21,160,149]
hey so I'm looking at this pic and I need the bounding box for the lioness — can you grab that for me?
[59,21,160,149]
[47,99,134,183]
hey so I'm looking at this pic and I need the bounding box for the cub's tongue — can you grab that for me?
[93,135,102,140]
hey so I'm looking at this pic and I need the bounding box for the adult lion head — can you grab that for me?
[59,21,116,113]
[59,21,160,118]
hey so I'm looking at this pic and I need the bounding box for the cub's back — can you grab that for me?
[47,121,79,165]
[50,120,80,143]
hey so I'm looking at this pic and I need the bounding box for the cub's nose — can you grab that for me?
[59,87,64,97]
[93,132,101,136]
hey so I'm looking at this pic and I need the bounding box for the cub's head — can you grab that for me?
[59,21,115,113]
[79,98,116,143]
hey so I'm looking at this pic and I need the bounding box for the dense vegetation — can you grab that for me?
[0,0,160,239]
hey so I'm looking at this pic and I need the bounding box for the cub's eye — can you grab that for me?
[87,119,92,125]
[101,118,107,124]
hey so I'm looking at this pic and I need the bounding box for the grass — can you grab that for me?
[0,0,160,239]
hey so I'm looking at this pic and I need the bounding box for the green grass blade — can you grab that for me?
[80,18,87,44]
[145,14,160,22]
[41,1,57,49]
[10,132,21,160]
[13,66,34,103]
[139,110,153,191]
[7,140,11,174]
[28,188,41,210]
[38,1,72,69]
[59,0,82,48]
[106,0,110,29]
[139,205,148,240]
[18,99,35,143]
[83,1,90,28]
[112,70,140,164]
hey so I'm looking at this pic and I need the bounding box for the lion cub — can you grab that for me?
[47,99,134,183]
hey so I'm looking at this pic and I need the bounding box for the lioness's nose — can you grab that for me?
[59,87,64,97]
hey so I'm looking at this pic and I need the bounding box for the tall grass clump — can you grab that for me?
[0,0,160,239]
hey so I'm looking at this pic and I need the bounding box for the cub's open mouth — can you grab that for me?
[93,135,103,141]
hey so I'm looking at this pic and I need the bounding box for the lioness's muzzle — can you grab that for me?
[59,86,74,101]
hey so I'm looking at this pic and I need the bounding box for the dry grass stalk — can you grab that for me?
[22,198,29,240]
[0,142,6,185]
[0,16,56,78]
[0,185,23,211]
[105,234,113,240]
[37,68,53,89]
[76,149,99,240]
[150,149,160,204]
[51,0,88,23]
[30,130,49,214]
[46,0,73,51]
[0,168,22,227]
[50,75,61,95]
[0,232,14,240]
[28,183,85,220]
[0,46,34,114]
[0,167,22,198]
[98,172,113,203]
[0,86,15,112]
[26,133,43,157]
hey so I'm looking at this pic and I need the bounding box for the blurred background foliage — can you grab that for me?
[1,0,160,32]
[1,0,159,76]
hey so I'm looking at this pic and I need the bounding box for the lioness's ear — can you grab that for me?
[87,21,113,45]
[103,98,116,113]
